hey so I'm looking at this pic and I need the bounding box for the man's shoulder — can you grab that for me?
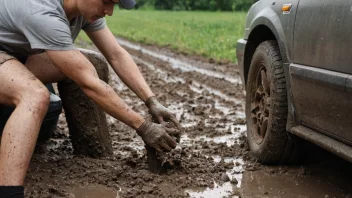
[2,0,64,20]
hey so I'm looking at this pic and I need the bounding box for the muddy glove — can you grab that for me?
[145,96,181,130]
[137,121,177,153]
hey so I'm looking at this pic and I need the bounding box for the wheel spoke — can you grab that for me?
[251,102,260,117]
[264,97,271,116]
[259,118,268,138]
[261,70,270,95]
[251,122,259,136]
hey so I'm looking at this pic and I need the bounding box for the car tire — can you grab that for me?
[245,40,301,164]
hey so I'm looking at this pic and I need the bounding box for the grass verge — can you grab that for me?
[78,10,247,63]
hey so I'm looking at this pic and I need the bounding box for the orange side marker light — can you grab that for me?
[282,4,292,12]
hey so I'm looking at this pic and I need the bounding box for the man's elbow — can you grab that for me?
[75,75,102,98]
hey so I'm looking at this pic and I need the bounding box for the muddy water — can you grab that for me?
[25,39,352,198]
[71,185,118,198]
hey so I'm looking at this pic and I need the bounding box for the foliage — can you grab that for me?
[134,0,255,11]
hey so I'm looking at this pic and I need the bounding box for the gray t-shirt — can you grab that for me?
[0,0,106,59]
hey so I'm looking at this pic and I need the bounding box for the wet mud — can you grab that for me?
[25,39,352,198]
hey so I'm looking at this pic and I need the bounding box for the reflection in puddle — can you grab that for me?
[186,182,236,198]
[180,124,246,147]
[186,157,244,198]
[213,157,244,188]
[166,104,187,121]
[133,56,185,83]
[181,128,246,197]
[214,99,245,118]
[112,141,145,157]
[180,122,198,128]
[188,81,245,118]
[190,81,240,104]
[71,185,118,198]
[118,39,241,84]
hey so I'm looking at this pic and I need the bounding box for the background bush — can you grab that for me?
[134,0,257,11]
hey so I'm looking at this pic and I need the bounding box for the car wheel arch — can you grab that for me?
[244,25,288,86]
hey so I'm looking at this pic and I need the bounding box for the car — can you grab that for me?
[236,0,352,164]
[0,84,62,142]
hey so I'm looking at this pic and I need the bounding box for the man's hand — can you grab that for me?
[145,96,181,129]
[137,121,177,153]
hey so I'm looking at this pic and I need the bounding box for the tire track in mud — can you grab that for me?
[25,41,256,198]
[117,39,241,84]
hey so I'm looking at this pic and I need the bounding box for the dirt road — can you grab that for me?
[25,39,352,198]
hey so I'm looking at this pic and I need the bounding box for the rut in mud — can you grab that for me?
[25,39,251,198]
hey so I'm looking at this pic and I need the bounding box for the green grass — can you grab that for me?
[79,10,247,63]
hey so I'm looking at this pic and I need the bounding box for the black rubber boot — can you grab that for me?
[0,186,24,198]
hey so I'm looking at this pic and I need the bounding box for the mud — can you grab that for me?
[24,38,352,198]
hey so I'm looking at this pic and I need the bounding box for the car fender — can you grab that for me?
[246,6,289,62]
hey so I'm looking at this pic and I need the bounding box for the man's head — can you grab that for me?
[75,0,136,23]
[112,0,136,9]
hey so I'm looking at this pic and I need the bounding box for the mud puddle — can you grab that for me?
[71,185,118,198]
[25,39,352,198]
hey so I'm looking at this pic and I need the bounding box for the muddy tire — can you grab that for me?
[245,40,301,164]
[58,49,113,158]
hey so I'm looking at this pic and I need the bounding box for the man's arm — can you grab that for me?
[86,27,181,128]
[46,49,177,152]
[86,27,154,102]
[46,49,144,129]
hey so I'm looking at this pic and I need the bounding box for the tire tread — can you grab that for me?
[245,40,301,164]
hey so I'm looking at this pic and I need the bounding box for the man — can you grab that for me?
[0,0,180,197]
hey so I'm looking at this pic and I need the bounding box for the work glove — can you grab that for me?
[145,96,181,130]
[137,121,178,153]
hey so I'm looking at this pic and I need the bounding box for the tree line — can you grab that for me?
[134,0,257,11]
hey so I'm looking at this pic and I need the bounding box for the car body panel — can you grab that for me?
[236,0,352,162]
[291,0,352,144]
[293,0,352,74]
[290,64,352,146]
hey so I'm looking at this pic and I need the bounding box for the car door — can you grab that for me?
[291,0,352,145]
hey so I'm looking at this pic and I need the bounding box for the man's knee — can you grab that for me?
[21,86,50,111]
[31,87,50,107]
